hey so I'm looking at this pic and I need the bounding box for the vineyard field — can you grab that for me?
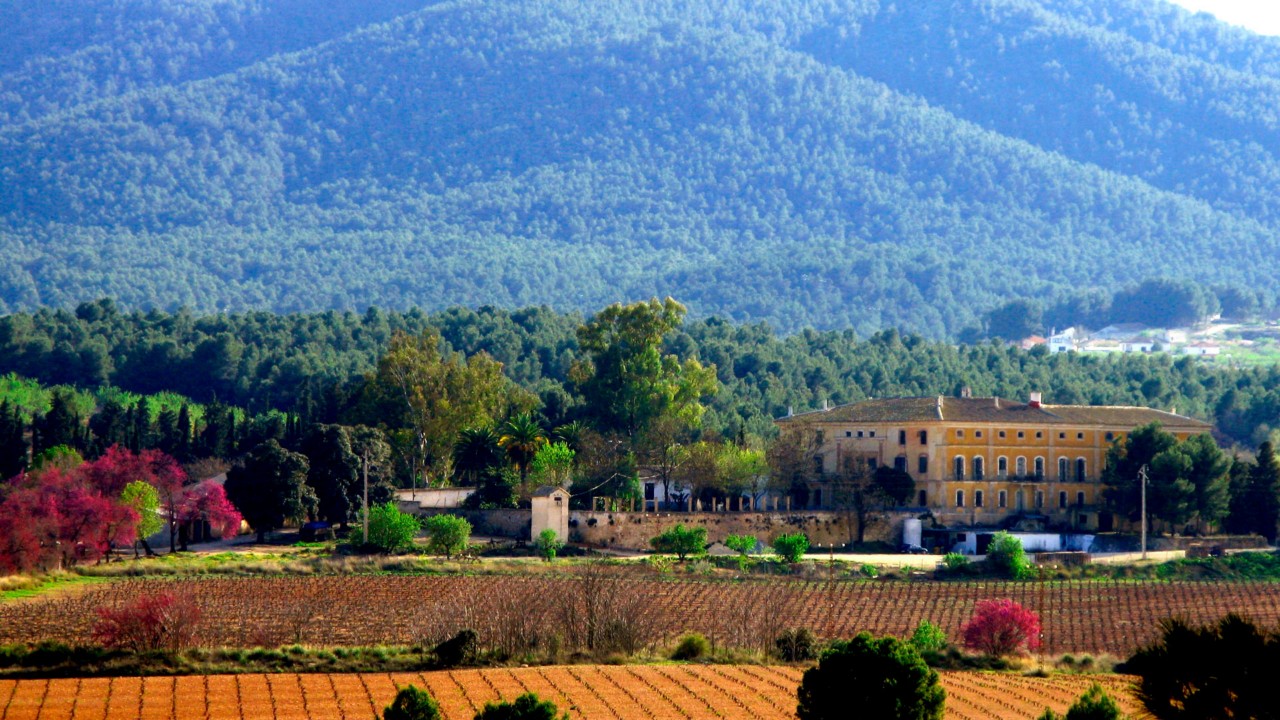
[2,574,1277,656]
[0,666,1144,720]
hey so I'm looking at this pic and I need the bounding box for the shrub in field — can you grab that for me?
[671,632,711,660]
[797,632,945,720]
[775,627,819,661]
[1036,683,1124,720]
[985,531,1033,579]
[650,524,706,560]
[772,532,809,563]
[909,619,948,654]
[962,598,1041,657]
[535,528,564,562]
[383,684,440,720]
[474,692,568,720]
[366,501,420,553]
[725,534,756,554]
[423,514,471,559]
[1126,613,1280,720]
[91,592,201,652]
[433,628,479,668]
[941,553,971,573]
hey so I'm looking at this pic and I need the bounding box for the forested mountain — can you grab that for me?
[2,0,1279,336]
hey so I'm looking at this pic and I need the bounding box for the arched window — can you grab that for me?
[974,490,984,508]
[1058,457,1069,481]
[954,456,966,481]
[1016,490,1025,510]
[1034,457,1045,479]
[1059,491,1068,509]
[1016,456,1027,477]
[1035,491,1044,508]
[956,490,965,508]
[1076,491,1085,507]
[997,456,1008,478]
[1076,458,1087,482]
[998,490,1007,508]
[973,456,985,481]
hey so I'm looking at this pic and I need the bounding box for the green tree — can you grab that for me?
[499,413,547,486]
[473,693,568,720]
[382,685,440,720]
[1127,614,1279,720]
[366,501,420,553]
[535,527,564,562]
[224,440,315,543]
[529,441,575,489]
[1226,443,1280,541]
[1103,423,1177,526]
[797,633,945,720]
[909,620,948,655]
[773,532,809,563]
[571,298,718,442]
[650,524,706,561]
[985,531,1032,579]
[831,457,915,544]
[0,400,27,479]
[1037,683,1125,720]
[423,514,471,559]
[359,331,527,487]
[453,427,503,486]
[119,480,162,556]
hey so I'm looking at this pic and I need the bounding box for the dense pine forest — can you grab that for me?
[3,0,1280,336]
[3,300,1279,450]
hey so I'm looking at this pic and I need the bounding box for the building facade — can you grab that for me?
[775,392,1211,532]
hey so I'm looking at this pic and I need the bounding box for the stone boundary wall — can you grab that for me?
[403,506,530,540]
[569,510,906,550]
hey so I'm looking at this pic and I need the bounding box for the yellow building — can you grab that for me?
[775,392,1211,533]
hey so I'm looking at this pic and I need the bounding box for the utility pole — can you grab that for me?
[1139,464,1149,561]
[362,450,370,545]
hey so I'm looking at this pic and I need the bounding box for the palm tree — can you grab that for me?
[499,413,548,484]
[453,427,502,486]
[552,420,588,455]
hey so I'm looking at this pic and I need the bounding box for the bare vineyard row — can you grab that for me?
[0,666,1143,720]
[3,574,1278,656]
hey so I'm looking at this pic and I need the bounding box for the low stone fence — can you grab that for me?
[569,510,904,549]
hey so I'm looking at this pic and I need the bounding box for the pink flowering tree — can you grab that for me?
[962,598,1042,657]
[177,480,242,548]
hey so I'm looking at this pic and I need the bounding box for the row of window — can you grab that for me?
[955,489,1087,509]
[953,456,1088,481]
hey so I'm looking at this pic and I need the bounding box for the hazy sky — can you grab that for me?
[1165,1,1280,36]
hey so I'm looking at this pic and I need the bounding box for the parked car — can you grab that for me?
[899,543,928,555]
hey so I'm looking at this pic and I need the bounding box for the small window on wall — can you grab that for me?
[1036,431,1043,439]
[869,431,876,438]
[1017,431,1025,439]
[899,430,907,445]
[954,456,966,481]
[816,430,825,444]
[975,430,983,438]
[868,458,878,470]
[956,490,965,508]
[1036,491,1044,508]
[1076,491,1085,507]
[1076,458,1087,483]
[1059,491,1068,509]
[999,430,1007,438]
[857,431,864,438]
[895,456,907,472]
[974,490,984,508]
[918,456,929,474]
[1077,432,1084,440]
[973,456,985,480]
[1059,432,1066,439]
[998,457,1008,477]
[846,431,852,438]
[956,429,964,439]
[1034,457,1045,479]
[998,490,1007,508]
[813,456,824,475]
[1105,432,1114,442]
[919,430,928,444]
[1058,457,1069,481]
[1016,457,1027,476]
[918,490,927,506]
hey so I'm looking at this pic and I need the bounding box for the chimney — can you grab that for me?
[1029,391,1042,408]
[822,398,829,411]
[960,386,972,399]
[994,397,1000,408]
[787,406,794,417]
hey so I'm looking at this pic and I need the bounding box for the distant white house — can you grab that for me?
[1047,327,1078,353]
[1120,337,1156,353]
[1163,329,1188,344]
[1181,342,1221,357]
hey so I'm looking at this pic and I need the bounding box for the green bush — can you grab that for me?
[985,532,1033,579]
[383,685,440,720]
[366,501,421,554]
[474,692,568,720]
[671,632,711,660]
[423,514,472,559]
[941,553,971,572]
[909,620,948,655]
[797,633,945,720]
[724,534,756,554]
[775,628,820,661]
[650,524,707,560]
[1036,683,1124,720]
[535,528,564,562]
[772,533,809,563]
[433,629,479,668]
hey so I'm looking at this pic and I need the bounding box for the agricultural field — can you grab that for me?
[0,665,1143,720]
[2,572,1278,657]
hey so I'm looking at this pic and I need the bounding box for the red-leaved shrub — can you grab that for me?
[961,598,1041,656]
[92,592,202,652]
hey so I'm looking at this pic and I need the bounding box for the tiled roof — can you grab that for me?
[778,396,1210,430]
